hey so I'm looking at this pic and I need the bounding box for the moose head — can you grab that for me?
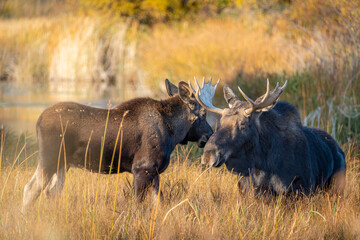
[165,79,213,148]
[190,78,287,172]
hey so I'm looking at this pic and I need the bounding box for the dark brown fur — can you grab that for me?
[202,85,346,195]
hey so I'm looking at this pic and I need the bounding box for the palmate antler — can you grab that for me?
[189,77,224,115]
[238,79,288,115]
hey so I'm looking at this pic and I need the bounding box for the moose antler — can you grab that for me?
[189,77,224,115]
[238,79,288,115]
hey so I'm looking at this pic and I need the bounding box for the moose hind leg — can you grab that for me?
[22,166,55,212]
[44,167,66,198]
[330,169,346,195]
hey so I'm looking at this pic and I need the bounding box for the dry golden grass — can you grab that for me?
[0,13,326,95]
[138,15,303,91]
[0,2,359,238]
[0,142,359,240]
[0,16,138,98]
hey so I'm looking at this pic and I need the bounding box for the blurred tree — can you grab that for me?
[79,0,241,24]
[0,0,72,18]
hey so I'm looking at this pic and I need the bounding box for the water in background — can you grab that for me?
[0,82,123,134]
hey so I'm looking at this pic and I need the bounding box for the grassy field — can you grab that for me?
[0,138,359,239]
[1,0,360,239]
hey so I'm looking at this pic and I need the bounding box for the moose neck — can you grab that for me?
[159,95,193,148]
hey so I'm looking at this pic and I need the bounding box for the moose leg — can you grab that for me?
[133,171,153,202]
[237,176,252,193]
[44,166,66,198]
[132,165,162,202]
[151,174,163,203]
[330,169,346,195]
[22,166,55,212]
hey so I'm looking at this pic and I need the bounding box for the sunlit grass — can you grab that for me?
[1,5,359,138]
[0,1,359,238]
[138,15,300,91]
[0,135,359,239]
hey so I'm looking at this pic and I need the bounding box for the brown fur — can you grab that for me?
[22,80,213,210]
[202,85,346,195]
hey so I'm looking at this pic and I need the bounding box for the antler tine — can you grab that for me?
[238,86,256,107]
[244,80,288,114]
[273,82,279,92]
[265,78,270,95]
[260,78,271,102]
[194,76,201,89]
[280,80,288,90]
[191,77,224,115]
[189,79,196,94]
[214,78,220,89]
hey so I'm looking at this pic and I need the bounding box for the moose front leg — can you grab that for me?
[238,175,253,193]
[132,167,160,202]
[151,174,163,203]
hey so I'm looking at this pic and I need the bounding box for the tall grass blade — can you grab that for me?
[0,125,4,176]
[149,178,161,240]
[91,104,111,239]
[105,110,129,202]
[124,191,133,240]
[82,130,93,239]
[110,110,129,237]
[0,144,25,200]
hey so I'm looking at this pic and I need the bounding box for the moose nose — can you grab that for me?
[201,140,223,167]
[201,151,210,165]
[201,150,219,166]
[201,141,215,164]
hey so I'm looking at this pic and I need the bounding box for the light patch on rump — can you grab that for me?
[270,174,287,193]
[253,168,266,186]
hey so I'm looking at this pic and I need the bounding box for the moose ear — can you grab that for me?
[178,81,195,107]
[165,79,178,96]
[223,84,239,108]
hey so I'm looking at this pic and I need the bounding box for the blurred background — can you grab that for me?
[0,2,359,239]
[0,0,359,142]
